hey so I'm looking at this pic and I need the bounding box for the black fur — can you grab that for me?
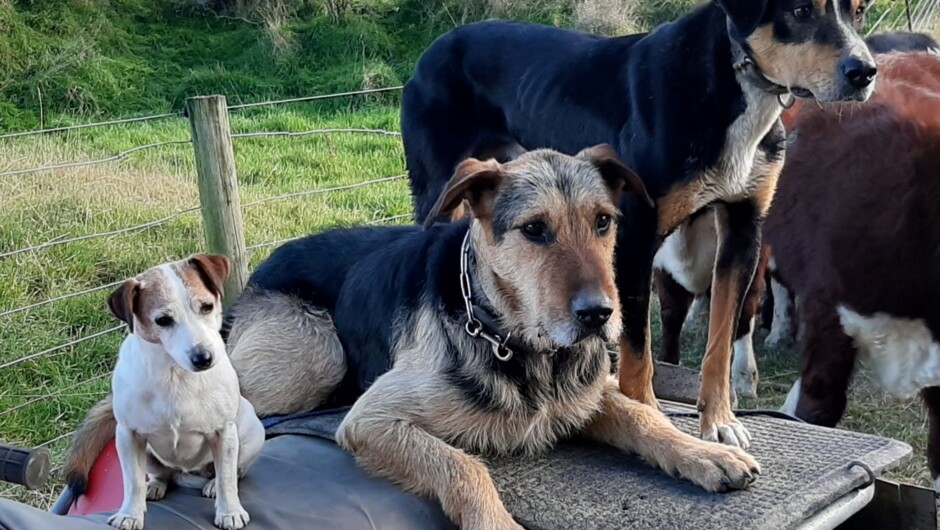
[226,222,608,411]
[865,31,939,54]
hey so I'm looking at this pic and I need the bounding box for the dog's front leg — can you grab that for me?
[337,378,521,530]
[209,422,250,530]
[698,200,764,449]
[109,426,147,530]
[615,208,660,409]
[586,378,760,492]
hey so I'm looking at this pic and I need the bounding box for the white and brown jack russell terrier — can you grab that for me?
[65,255,264,530]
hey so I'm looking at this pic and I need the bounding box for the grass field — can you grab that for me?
[0,0,938,513]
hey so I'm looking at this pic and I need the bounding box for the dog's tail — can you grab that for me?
[63,395,116,497]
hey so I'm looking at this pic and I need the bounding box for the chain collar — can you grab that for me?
[459,229,517,362]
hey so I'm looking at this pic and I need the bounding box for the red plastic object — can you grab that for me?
[67,440,124,516]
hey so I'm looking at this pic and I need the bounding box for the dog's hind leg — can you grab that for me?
[655,267,694,365]
[731,245,770,400]
[227,290,346,417]
[337,371,522,530]
[585,378,760,493]
[145,454,173,501]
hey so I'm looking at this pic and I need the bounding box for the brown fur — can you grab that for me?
[765,52,940,477]
[228,147,760,530]
[63,396,117,496]
[748,27,844,99]
[657,180,707,237]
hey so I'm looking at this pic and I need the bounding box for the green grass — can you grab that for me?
[0,0,938,510]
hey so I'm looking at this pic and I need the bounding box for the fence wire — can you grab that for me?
[247,212,412,254]
[0,281,127,320]
[0,139,191,179]
[227,86,403,111]
[242,175,406,209]
[0,113,182,142]
[0,207,200,261]
[0,372,111,418]
[233,128,400,140]
[0,325,126,373]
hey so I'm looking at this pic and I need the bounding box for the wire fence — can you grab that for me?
[0,85,411,464]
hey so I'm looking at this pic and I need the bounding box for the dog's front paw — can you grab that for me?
[699,404,751,449]
[674,441,761,493]
[108,512,145,530]
[215,506,250,530]
[146,479,167,500]
[202,479,217,498]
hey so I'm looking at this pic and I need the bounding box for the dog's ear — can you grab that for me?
[189,254,231,299]
[716,0,768,38]
[577,144,654,208]
[423,158,506,229]
[107,279,141,332]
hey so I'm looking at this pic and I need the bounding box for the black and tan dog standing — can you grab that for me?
[225,147,760,530]
[402,0,877,448]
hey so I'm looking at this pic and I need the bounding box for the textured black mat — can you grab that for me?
[267,405,912,530]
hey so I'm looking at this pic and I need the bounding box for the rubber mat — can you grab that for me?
[266,405,912,530]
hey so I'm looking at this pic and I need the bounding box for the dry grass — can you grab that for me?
[574,0,642,35]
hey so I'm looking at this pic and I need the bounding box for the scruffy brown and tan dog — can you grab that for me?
[224,146,760,530]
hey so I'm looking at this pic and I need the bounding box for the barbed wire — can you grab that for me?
[0,325,126,372]
[0,372,111,418]
[227,86,403,111]
[241,175,406,209]
[0,207,200,260]
[0,113,182,142]
[0,140,191,179]
[0,280,127,320]
[233,128,401,140]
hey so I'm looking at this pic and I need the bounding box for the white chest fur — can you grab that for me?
[838,306,940,398]
[699,82,782,203]
[112,336,241,469]
[653,210,718,294]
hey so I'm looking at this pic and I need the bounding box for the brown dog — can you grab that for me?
[224,147,760,530]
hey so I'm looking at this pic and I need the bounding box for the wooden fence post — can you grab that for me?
[186,95,248,305]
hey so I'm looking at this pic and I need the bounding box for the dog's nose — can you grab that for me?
[572,290,613,330]
[189,346,213,371]
[841,57,877,89]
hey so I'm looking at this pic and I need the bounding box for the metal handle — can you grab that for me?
[0,442,52,490]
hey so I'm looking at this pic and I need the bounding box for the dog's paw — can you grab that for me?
[700,406,751,449]
[215,506,250,530]
[146,479,167,501]
[108,513,145,530]
[202,479,217,498]
[674,442,761,493]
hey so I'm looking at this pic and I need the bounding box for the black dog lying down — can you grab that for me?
[224,147,759,530]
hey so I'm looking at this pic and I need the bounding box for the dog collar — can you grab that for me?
[459,229,532,362]
[728,32,795,108]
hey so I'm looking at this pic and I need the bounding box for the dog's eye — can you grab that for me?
[200,302,214,315]
[155,315,174,328]
[596,214,613,235]
[520,221,551,244]
[793,5,812,19]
